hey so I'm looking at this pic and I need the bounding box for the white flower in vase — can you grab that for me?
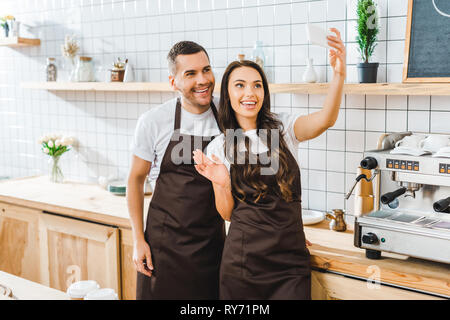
[38,132,76,183]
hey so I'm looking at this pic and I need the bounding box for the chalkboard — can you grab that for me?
[403,0,450,82]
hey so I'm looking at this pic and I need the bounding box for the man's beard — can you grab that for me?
[183,86,213,108]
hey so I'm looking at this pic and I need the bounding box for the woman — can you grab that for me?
[193,28,346,299]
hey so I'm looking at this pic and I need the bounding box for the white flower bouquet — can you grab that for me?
[38,133,76,183]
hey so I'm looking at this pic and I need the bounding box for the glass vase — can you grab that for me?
[63,56,77,81]
[48,156,64,183]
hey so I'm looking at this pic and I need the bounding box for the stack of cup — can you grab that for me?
[353,167,374,216]
[66,280,100,300]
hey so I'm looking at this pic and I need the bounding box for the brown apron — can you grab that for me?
[220,144,311,300]
[136,98,225,300]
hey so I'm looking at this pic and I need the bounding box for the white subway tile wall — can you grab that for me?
[0,0,449,214]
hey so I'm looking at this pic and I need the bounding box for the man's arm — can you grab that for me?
[127,154,153,277]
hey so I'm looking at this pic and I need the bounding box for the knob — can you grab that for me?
[360,157,378,170]
[381,187,407,205]
[362,232,379,245]
[433,197,450,213]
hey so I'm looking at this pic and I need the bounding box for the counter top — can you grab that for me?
[0,176,448,298]
[0,271,69,300]
[0,175,151,229]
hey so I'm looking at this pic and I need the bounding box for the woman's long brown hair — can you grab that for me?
[218,60,298,203]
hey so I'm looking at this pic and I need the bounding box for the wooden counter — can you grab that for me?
[0,271,68,300]
[0,175,448,299]
[0,175,151,229]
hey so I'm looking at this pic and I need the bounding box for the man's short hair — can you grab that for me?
[167,41,210,76]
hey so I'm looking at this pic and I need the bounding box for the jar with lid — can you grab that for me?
[251,41,265,69]
[46,57,57,82]
[75,56,95,82]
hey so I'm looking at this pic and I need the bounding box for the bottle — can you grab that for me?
[251,41,265,69]
[46,57,57,82]
[237,53,245,62]
[302,58,317,83]
[123,59,134,82]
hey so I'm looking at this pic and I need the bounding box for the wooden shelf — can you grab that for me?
[269,83,450,95]
[21,81,173,92]
[20,81,450,96]
[0,37,41,47]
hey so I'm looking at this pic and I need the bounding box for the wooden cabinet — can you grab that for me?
[38,212,121,297]
[0,203,41,283]
[120,228,137,300]
[311,271,443,300]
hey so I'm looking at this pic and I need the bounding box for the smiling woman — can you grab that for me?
[193,28,346,299]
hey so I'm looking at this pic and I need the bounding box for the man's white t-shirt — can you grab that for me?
[130,97,221,188]
[206,113,301,172]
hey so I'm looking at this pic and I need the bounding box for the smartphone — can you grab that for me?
[306,24,332,49]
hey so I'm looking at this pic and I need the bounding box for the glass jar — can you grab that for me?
[75,56,95,82]
[46,57,57,82]
[251,40,265,69]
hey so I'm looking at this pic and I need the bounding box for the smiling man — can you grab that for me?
[127,41,225,300]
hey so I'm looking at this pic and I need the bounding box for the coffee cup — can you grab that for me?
[420,135,450,153]
[395,135,426,149]
[67,280,100,300]
[84,288,118,300]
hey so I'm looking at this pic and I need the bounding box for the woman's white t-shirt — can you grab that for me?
[206,113,301,171]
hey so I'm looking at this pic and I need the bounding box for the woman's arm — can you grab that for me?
[193,150,234,221]
[293,27,346,142]
[212,182,234,221]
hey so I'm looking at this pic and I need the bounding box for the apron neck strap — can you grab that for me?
[174,97,220,131]
[174,97,182,130]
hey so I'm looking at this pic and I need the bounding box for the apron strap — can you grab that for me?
[174,97,220,131]
[210,100,220,128]
[174,97,182,130]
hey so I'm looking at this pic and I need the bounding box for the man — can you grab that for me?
[127,41,225,300]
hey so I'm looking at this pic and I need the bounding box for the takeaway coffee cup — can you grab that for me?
[84,288,118,300]
[66,280,100,300]
[420,135,450,153]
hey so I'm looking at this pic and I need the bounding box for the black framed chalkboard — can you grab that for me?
[403,0,450,82]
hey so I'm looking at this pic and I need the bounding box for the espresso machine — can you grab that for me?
[351,133,450,264]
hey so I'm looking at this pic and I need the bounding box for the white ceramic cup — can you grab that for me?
[395,135,426,149]
[420,135,450,153]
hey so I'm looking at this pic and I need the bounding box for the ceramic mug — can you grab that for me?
[395,135,426,149]
[420,135,450,153]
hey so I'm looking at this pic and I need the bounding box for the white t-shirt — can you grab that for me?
[206,113,301,172]
[130,97,221,187]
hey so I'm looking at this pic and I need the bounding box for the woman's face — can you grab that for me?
[227,66,265,123]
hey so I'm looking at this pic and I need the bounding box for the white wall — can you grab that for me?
[0,0,449,214]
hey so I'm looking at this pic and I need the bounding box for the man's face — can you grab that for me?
[170,51,215,108]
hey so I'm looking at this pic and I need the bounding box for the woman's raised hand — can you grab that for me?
[327,28,346,77]
[193,149,231,189]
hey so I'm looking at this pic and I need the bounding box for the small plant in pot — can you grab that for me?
[356,0,379,83]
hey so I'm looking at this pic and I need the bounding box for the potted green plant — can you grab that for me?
[356,0,379,83]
